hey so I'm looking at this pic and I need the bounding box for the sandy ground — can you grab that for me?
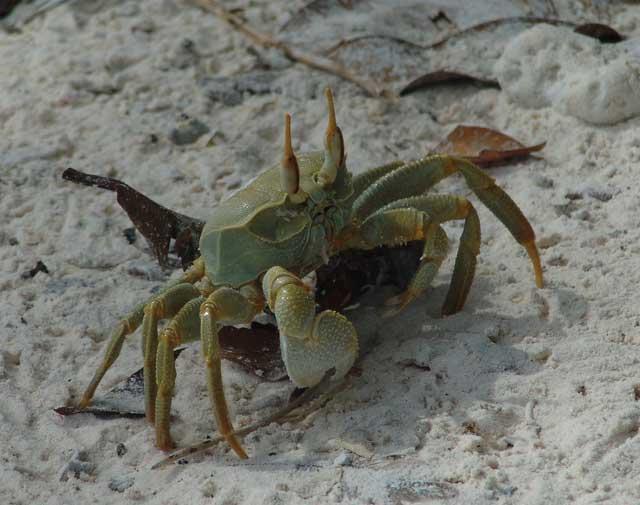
[2,1,640,504]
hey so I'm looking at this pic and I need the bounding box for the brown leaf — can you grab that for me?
[435,125,545,167]
[574,23,624,43]
[400,71,499,96]
[62,168,204,269]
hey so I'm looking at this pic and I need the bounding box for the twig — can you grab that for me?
[151,368,340,469]
[324,17,581,56]
[187,0,385,97]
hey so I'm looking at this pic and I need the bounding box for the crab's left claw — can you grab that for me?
[318,88,345,186]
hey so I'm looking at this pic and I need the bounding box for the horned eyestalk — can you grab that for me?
[281,113,306,203]
[318,88,345,186]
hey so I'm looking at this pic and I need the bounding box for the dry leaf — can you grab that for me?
[400,70,499,96]
[574,23,624,43]
[435,125,545,167]
[63,168,204,269]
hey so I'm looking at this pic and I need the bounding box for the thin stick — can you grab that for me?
[187,0,384,97]
[324,17,581,56]
[151,369,338,469]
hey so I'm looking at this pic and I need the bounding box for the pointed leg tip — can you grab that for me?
[228,438,248,459]
[523,240,544,289]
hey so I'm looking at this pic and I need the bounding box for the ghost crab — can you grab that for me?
[78,88,543,458]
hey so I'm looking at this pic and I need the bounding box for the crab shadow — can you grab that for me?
[156,274,586,474]
[284,273,587,464]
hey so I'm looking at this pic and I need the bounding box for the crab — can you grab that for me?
[78,88,543,458]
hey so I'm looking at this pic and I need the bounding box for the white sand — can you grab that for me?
[2,1,640,504]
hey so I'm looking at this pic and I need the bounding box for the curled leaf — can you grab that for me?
[400,71,499,96]
[435,125,545,167]
[62,168,204,268]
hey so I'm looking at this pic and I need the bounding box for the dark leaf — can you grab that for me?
[574,23,624,43]
[62,168,204,269]
[55,348,186,418]
[400,71,499,96]
[435,125,545,167]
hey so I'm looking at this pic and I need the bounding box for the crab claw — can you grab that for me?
[281,113,305,203]
[318,88,345,186]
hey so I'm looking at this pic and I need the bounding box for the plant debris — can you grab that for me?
[573,22,624,43]
[400,71,499,96]
[187,0,383,97]
[435,125,545,167]
[326,17,623,56]
[62,168,204,269]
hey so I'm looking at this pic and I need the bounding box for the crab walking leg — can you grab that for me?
[78,259,205,408]
[377,195,482,315]
[352,155,543,288]
[383,225,450,317]
[262,267,359,389]
[353,155,543,288]
[141,283,201,424]
[351,160,405,199]
[195,285,264,458]
[154,296,205,450]
[341,208,451,315]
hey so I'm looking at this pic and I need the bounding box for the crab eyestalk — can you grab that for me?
[318,88,345,187]
[281,113,306,203]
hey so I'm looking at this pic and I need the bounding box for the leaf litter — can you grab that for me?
[434,125,545,167]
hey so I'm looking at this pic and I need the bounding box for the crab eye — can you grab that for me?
[318,88,344,186]
[280,113,306,203]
